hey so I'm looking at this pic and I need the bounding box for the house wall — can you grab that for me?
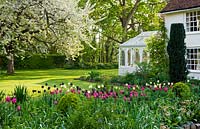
[164,11,200,48]
[164,10,200,79]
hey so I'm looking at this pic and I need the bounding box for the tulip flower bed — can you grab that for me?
[0,81,199,129]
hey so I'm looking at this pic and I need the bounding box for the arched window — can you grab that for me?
[120,50,125,66]
[128,49,131,66]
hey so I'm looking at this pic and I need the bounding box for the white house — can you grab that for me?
[118,31,157,75]
[161,0,200,79]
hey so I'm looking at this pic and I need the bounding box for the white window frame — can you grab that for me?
[186,10,200,32]
[187,48,200,71]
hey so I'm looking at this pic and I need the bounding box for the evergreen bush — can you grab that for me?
[172,82,191,99]
[167,23,188,83]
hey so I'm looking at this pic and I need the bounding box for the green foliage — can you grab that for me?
[146,23,168,80]
[167,23,188,83]
[0,90,5,102]
[110,62,169,85]
[0,79,199,128]
[13,85,28,103]
[67,99,99,129]
[57,93,80,113]
[87,71,102,82]
[79,0,166,65]
[173,82,191,99]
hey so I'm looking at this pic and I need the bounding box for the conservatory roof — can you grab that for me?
[120,31,158,47]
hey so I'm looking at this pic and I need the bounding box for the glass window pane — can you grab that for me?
[186,18,189,22]
[194,22,197,26]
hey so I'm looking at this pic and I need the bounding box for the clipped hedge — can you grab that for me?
[65,62,118,69]
[0,54,66,70]
[0,55,118,70]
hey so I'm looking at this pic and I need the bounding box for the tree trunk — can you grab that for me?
[7,53,15,75]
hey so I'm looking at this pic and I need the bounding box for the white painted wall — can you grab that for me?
[164,11,200,48]
[186,32,200,47]
[164,12,185,36]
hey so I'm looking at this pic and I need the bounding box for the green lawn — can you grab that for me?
[0,69,118,94]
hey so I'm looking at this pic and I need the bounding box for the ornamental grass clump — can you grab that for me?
[57,93,80,113]
[173,82,191,99]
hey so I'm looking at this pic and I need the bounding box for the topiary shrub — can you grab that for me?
[172,82,191,99]
[57,93,80,113]
[167,23,188,83]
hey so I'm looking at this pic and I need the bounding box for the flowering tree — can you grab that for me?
[0,0,95,74]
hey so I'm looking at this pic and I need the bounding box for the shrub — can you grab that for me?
[110,75,124,85]
[88,71,101,82]
[172,82,191,99]
[13,85,28,103]
[57,93,80,113]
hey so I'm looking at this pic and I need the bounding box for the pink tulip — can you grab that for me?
[130,93,133,97]
[141,87,145,91]
[50,91,55,95]
[120,90,124,94]
[163,87,168,92]
[55,90,59,94]
[5,96,11,102]
[86,93,90,99]
[17,105,21,111]
[12,98,17,104]
[134,92,138,97]
[123,96,126,101]
[140,93,146,96]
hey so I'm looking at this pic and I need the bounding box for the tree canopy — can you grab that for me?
[0,0,95,74]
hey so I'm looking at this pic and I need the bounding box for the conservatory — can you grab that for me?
[118,31,157,75]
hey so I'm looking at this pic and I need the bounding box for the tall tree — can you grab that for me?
[79,0,166,64]
[167,23,188,83]
[0,0,95,74]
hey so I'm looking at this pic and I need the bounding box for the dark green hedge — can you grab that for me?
[0,55,66,70]
[0,55,118,70]
[64,62,118,69]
